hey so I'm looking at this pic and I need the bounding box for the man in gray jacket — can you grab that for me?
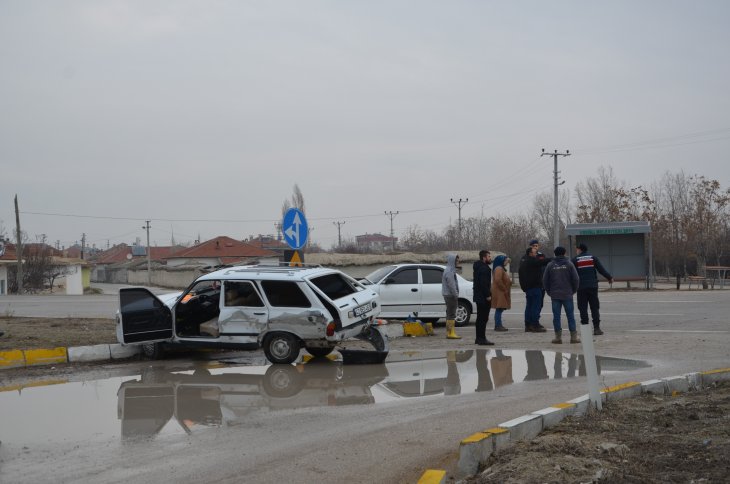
[542,246,580,344]
[442,253,461,339]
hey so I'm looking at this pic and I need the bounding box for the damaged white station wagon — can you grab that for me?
[116,265,387,364]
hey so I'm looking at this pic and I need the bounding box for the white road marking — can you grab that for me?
[627,330,730,333]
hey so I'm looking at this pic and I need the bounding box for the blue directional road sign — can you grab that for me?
[282,208,309,250]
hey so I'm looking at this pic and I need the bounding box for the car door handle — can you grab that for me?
[254,312,266,315]
[411,288,418,292]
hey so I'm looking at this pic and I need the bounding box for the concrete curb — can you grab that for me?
[0,343,142,369]
[0,321,411,370]
[441,367,730,479]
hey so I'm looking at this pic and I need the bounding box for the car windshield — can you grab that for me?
[363,265,397,284]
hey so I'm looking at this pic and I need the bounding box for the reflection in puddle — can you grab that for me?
[0,350,649,446]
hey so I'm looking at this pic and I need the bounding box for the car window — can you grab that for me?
[421,268,443,284]
[260,280,312,308]
[223,281,264,307]
[389,268,418,284]
[310,273,357,300]
[180,280,221,305]
[121,290,163,312]
[364,265,397,284]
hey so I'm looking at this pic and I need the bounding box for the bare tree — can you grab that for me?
[282,183,306,217]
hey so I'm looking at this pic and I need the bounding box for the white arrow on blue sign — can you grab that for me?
[282,208,309,250]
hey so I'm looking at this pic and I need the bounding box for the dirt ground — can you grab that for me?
[0,317,116,351]
[2,317,730,483]
[468,381,730,484]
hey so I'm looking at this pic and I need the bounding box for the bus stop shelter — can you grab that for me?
[565,221,652,289]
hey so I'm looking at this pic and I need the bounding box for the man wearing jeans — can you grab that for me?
[542,246,580,344]
[518,242,550,332]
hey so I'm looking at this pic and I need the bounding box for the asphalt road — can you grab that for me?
[1,287,729,483]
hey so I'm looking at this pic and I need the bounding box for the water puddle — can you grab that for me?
[0,350,648,446]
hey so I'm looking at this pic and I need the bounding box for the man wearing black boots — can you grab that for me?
[573,243,614,335]
[472,249,495,345]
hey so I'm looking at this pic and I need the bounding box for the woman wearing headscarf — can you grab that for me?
[441,253,461,339]
[490,255,512,331]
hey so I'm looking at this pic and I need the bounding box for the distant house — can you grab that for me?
[91,243,181,283]
[356,233,398,252]
[0,242,17,295]
[164,236,279,268]
[244,234,290,255]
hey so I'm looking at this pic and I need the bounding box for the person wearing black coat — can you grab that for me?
[472,249,495,345]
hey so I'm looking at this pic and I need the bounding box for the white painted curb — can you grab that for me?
[67,345,111,363]
[110,344,141,359]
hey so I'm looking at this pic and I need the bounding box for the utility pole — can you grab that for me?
[142,221,151,286]
[332,221,346,248]
[384,211,399,251]
[541,149,570,249]
[450,198,468,247]
[14,194,23,294]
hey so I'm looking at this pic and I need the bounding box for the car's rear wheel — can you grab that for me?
[263,332,301,364]
[141,342,164,359]
[454,300,472,327]
[305,345,335,358]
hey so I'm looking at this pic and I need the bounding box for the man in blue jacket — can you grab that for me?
[543,246,580,344]
[573,243,614,335]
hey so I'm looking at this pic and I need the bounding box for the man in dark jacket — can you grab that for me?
[543,246,580,344]
[518,240,550,333]
[573,243,614,335]
[472,250,495,345]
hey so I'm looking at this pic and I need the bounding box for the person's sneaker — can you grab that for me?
[494,326,508,332]
[475,339,495,346]
[593,327,604,336]
[525,326,536,332]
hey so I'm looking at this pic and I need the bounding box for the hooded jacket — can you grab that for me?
[542,256,579,300]
[572,251,612,290]
[441,254,459,297]
[472,259,492,303]
[490,255,512,309]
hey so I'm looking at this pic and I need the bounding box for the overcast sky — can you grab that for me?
[2,1,729,250]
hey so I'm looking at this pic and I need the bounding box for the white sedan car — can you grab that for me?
[360,264,474,326]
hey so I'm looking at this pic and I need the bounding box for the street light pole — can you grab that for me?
[541,149,570,248]
[142,220,151,286]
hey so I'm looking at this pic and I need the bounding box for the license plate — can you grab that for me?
[353,302,372,317]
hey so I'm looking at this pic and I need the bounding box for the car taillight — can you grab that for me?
[326,322,336,337]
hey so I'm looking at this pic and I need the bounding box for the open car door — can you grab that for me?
[119,288,173,344]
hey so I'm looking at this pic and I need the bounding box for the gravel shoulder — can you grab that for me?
[0,317,116,351]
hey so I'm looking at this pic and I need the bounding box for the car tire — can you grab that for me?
[141,342,164,359]
[263,332,301,364]
[305,345,335,358]
[454,300,472,327]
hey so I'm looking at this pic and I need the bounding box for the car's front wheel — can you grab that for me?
[263,332,301,364]
[454,300,472,327]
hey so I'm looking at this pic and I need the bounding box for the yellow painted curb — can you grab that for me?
[461,432,490,445]
[602,381,641,393]
[552,402,576,409]
[24,347,68,366]
[483,427,509,436]
[0,350,25,368]
[701,368,730,375]
[417,469,446,484]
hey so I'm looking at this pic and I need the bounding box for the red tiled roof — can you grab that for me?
[94,244,181,264]
[166,236,277,260]
[0,243,18,262]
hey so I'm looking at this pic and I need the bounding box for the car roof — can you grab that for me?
[198,264,341,281]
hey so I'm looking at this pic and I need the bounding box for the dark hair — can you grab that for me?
[554,246,566,256]
[479,249,489,259]
[577,243,588,252]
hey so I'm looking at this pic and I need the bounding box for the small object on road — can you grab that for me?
[0,330,4,337]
